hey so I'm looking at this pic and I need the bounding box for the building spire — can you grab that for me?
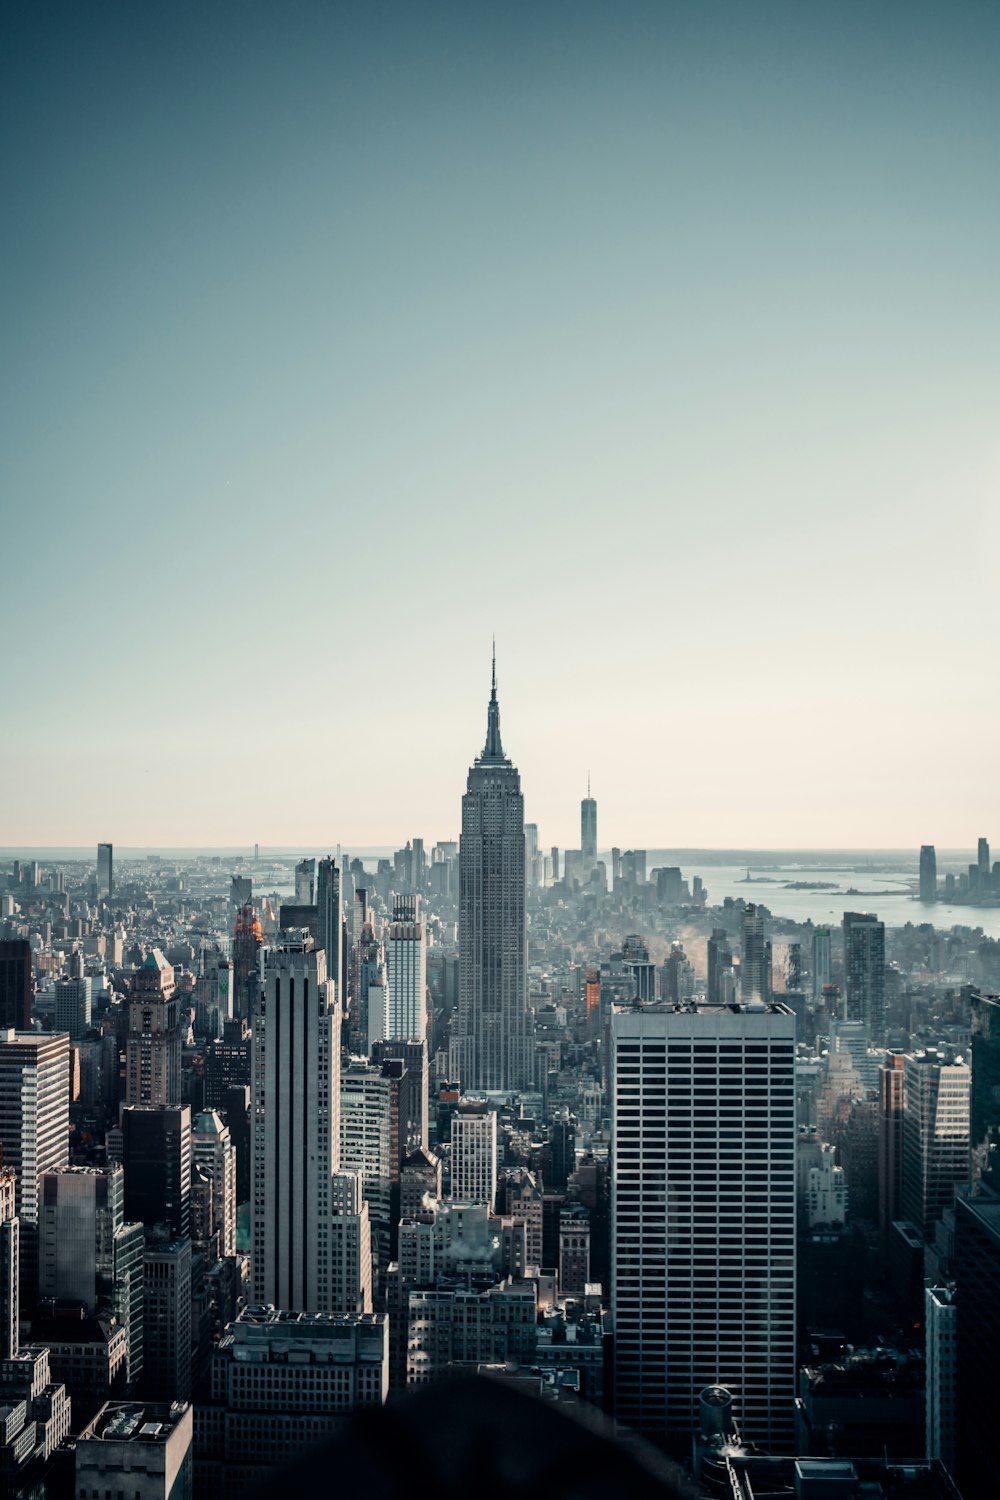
[480,640,506,763]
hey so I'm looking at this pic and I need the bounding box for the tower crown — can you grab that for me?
[476,642,509,765]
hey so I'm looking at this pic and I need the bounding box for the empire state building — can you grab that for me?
[450,656,532,1093]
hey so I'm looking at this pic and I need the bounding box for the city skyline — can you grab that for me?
[3,2,1000,848]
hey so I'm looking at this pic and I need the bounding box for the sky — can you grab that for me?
[2,0,999,851]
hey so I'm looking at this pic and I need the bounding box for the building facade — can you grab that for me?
[612,1002,796,1449]
[450,658,531,1092]
[252,940,341,1312]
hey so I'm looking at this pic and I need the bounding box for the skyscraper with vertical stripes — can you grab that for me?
[450,654,532,1093]
[251,937,340,1312]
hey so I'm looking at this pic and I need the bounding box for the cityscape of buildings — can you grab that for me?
[0,662,996,1497]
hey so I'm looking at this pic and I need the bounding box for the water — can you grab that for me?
[645,855,1000,938]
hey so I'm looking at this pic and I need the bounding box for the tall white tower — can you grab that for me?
[612,1000,796,1449]
[450,651,531,1092]
[251,938,340,1312]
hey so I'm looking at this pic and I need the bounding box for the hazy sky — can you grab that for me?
[2,1,998,850]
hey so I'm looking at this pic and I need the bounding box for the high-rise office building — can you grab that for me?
[925,1284,956,1474]
[339,1060,392,1237]
[740,904,771,1006]
[97,843,113,899]
[450,655,531,1092]
[37,1163,145,1388]
[54,975,92,1039]
[126,951,182,1108]
[252,939,341,1312]
[143,1234,192,1401]
[878,1052,906,1261]
[295,858,316,905]
[371,1038,430,1154]
[316,856,343,1000]
[901,1049,970,1241]
[612,1001,796,1449]
[0,1031,70,1224]
[385,895,426,1043]
[450,1100,498,1207]
[581,779,597,871]
[0,942,32,1031]
[707,929,733,1006]
[118,1105,192,1240]
[843,912,886,1044]
[232,905,262,1021]
[812,927,832,1002]
[919,846,938,903]
[191,1111,236,1258]
[329,1169,374,1315]
[978,838,991,878]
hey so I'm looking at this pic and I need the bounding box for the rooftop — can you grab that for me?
[85,1403,189,1446]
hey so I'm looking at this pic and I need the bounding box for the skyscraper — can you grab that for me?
[0,1031,70,1224]
[919,846,938,903]
[843,912,886,1044]
[581,778,597,872]
[0,941,32,1031]
[740,903,771,1005]
[450,653,531,1093]
[97,843,113,899]
[316,856,343,1001]
[385,895,426,1043]
[707,929,733,1006]
[252,938,341,1312]
[118,1105,192,1239]
[232,904,262,1021]
[901,1049,970,1241]
[878,1051,906,1262]
[812,927,832,1002]
[54,975,91,1039]
[978,837,991,878]
[126,951,182,1108]
[612,1000,796,1449]
[295,858,316,905]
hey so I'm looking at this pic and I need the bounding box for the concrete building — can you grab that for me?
[142,1235,192,1402]
[0,1030,70,1225]
[385,895,427,1043]
[329,1170,373,1315]
[54,975,92,1039]
[252,939,341,1313]
[451,1100,497,1207]
[925,1284,956,1473]
[126,952,182,1108]
[612,1001,796,1450]
[405,1278,536,1386]
[901,1050,970,1241]
[194,1308,386,1496]
[191,1111,236,1258]
[76,1401,192,1500]
[339,1060,392,1235]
